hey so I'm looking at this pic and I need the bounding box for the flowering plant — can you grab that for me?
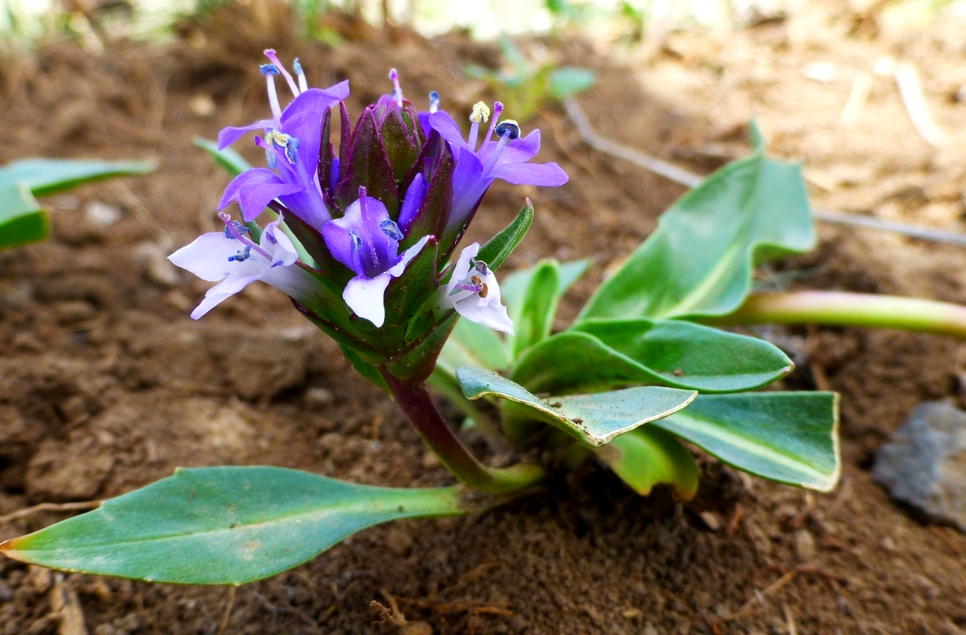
[1,53,840,585]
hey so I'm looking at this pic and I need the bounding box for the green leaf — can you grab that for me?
[340,344,390,393]
[653,392,840,491]
[0,467,467,585]
[437,319,512,376]
[502,258,590,316]
[510,260,560,357]
[457,366,696,447]
[580,123,814,321]
[0,182,49,249]
[511,319,792,394]
[0,158,156,197]
[476,199,534,271]
[596,426,699,500]
[549,67,596,99]
[194,138,252,176]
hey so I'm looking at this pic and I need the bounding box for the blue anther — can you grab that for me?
[260,63,280,75]
[348,230,362,251]
[293,58,303,75]
[284,137,300,164]
[227,245,252,262]
[379,219,404,241]
[224,221,249,239]
[494,120,521,141]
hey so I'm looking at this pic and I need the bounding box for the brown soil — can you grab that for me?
[2,3,966,634]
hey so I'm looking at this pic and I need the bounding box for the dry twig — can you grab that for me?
[562,98,966,247]
[0,500,101,526]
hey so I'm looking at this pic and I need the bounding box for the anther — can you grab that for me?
[227,245,252,262]
[379,219,404,241]
[473,260,490,275]
[348,230,362,251]
[284,137,300,164]
[469,101,490,124]
[224,221,249,239]
[260,63,280,75]
[429,91,440,114]
[293,58,308,93]
[495,120,520,140]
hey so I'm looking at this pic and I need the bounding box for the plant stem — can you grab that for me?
[706,291,966,339]
[426,370,509,453]
[381,370,545,495]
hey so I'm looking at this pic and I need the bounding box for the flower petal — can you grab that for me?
[190,274,259,319]
[260,218,300,267]
[168,232,259,282]
[490,161,569,187]
[445,242,479,295]
[219,168,303,222]
[454,295,514,335]
[398,173,428,233]
[343,273,392,327]
[217,119,277,149]
[428,111,473,152]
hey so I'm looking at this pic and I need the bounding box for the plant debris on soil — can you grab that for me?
[1,3,966,634]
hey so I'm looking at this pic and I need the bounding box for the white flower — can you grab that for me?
[436,242,514,335]
[168,216,317,319]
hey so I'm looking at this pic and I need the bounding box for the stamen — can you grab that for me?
[389,68,403,107]
[219,212,273,262]
[261,64,283,119]
[469,101,490,124]
[293,58,308,93]
[495,120,521,141]
[379,219,403,241]
[227,245,252,262]
[348,229,362,251]
[429,91,440,114]
[468,101,490,151]
[284,137,300,164]
[483,101,504,143]
[264,49,300,97]
[452,281,484,295]
[473,260,490,275]
[223,221,249,239]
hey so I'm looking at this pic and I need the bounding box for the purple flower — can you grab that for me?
[168,215,318,320]
[321,188,431,328]
[217,50,349,231]
[435,242,513,334]
[428,101,568,244]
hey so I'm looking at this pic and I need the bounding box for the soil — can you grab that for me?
[2,2,966,634]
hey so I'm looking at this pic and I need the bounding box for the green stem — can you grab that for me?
[706,291,966,339]
[381,369,545,495]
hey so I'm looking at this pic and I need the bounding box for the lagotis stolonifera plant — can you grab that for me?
[1,51,843,586]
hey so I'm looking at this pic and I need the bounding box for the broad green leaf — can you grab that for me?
[510,260,560,357]
[457,366,696,447]
[549,67,596,99]
[580,122,814,321]
[476,199,534,272]
[0,467,467,585]
[511,319,792,394]
[195,137,251,176]
[502,258,591,314]
[653,392,840,491]
[0,158,156,196]
[0,182,49,249]
[596,426,699,500]
[436,319,512,375]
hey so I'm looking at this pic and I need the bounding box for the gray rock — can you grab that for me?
[873,400,966,532]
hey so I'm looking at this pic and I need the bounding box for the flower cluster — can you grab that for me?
[170,51,567,380]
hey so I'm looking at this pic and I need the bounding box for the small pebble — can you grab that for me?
[0,579,13,602]
[385,528,414,556]
[84,201,122,228]
[303,387,334,409]
[421,451,441,469]
[794,529,817,562]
